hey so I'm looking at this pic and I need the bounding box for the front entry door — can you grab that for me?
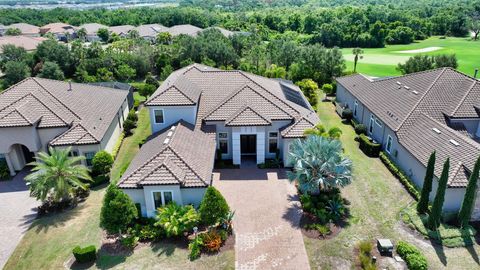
[240,135,256,155]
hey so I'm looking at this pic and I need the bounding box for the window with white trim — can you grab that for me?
[268,132,278,153]
[218,132,228,154]
[386,135,393,153]
[354,100,358,117]
[153,191,174,209]
[84,151,96,167]
[154,109,164,124]
[369,116,374,134]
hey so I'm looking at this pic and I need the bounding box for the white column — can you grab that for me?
[232,130,241,165]
[4,153,16,176]
[256,131,265,164]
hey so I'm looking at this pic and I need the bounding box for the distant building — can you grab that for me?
[0,36,47,52]
[166,24,202,37]
[135,24,168,41]
[78,23,108,42]
[7,23,40,37]
[40,22,76,41]
[108,25,135,38]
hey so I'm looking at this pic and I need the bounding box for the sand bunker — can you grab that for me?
[396,47,442,53]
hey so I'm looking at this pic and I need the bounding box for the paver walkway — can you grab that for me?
[0,169,38,269]
[213,168,310,270]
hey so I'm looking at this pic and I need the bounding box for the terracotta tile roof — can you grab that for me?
[0,36,47,52]
[338,68,480,188]
[40,22,76,34]
[0,77,128,146]
[108,25,134,35]
[7,23,40,35]
[225,105,272,126]
[79,23,108,35]
[118,121,215,189]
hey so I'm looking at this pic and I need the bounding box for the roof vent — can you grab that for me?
[449,139,460,146]
[167,131,173,137]
[170,126,176,130]
[432,128,441,134]
[403,85,410,90]
[163,138,170,145]
[412,90,419,95]
[67,81,72,91]
[396,81,402,85]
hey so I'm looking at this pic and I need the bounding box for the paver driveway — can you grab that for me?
[213,168,310,270]
[0,170,38,269]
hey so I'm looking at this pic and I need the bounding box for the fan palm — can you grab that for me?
[25,147,91,203]
[304,123,343,139]
[287,136,353,194]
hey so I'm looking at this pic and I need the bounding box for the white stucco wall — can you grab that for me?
[283,138,296,167]
[231,126,266,165]
[123,185,207,217]
[149,105,197,134]
[100,100,129,154]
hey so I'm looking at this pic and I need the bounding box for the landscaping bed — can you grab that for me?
[401,205,477,247]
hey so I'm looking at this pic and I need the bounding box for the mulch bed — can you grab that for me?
[299,213,343,240]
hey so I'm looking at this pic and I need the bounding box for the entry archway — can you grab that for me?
[7,144,35,173]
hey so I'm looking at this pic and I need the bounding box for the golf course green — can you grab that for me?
[341,36,480,77]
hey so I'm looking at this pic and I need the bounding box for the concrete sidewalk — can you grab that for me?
[213,168,310,270]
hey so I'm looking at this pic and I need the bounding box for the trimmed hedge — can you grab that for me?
[396,241,428,270]
[72,245,96,263]
[0,160,10,180]
[358,134,381,157]
[380,152,420,200]
[351,119,366,135]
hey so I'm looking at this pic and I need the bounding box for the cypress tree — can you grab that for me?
[417,151,436,214]
[428,158,450,230]
[458,156,480,228]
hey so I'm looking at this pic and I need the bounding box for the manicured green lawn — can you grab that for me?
[305,101,480,269]
[5,107,234,270]
[341,36,480,77]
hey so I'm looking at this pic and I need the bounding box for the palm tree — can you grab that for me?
[304,123,342,139]
[76,27,87,42]
[25,147,91,203]
[287,136,353,194]
[352,47,364,73]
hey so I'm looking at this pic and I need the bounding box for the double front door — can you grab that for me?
[240,134,256,155]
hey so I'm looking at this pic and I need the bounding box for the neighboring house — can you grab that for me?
[0,78,129,176]
[203,26,234,37]
[118,64,319,217]
[336,68,480,220]
[78,23,108,42]
[89,81,134,109]
[166,24,202,37]
[7,23,40,37]
[135,24,168,41]
[108,25,135,38]
[0,36,47,52]
[0,24,6,36]
[40,22,76,41]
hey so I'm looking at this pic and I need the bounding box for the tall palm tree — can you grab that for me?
[352,47,364,73]
[287,136,353,194]
[25,147,91,203]
[304,123,343,139]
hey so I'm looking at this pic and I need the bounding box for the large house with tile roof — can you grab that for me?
[0,78,130,177]
[336,68,480,220]
[119,64,319,217]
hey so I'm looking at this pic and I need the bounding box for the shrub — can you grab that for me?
[188,235,203,261]
[0,160,10,180]
[201,229,222,252]
[120,234,139,249]
[155,202,199,237]
[100,185,138,235]
[111,132,125,159]
[92,151,114,177]
[358,134,381,157]
[396,241,428,270]
[341,108,353,121]
[72,245,96,263]
[127,109,138,122]
[358,241,373,255]
[123,118,136,136]
[380,152,420,200]
[199,186,230,226]
[305,223,331,236]
[359,253,376,270]
[354,124,367,135]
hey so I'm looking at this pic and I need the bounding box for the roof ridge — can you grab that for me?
[139,154,183,185]
[372,67,448,83]
[168,144,207,186]
[225,104,272,125]
[0,109,32,125]
[395,68,447,132]
[450,80,478,116]
[31,77,82,120]
[448,161,464,187]
[0,77,32,97]
[147,85,196,105]
[281,117,315,136]
[27,93,70,126]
